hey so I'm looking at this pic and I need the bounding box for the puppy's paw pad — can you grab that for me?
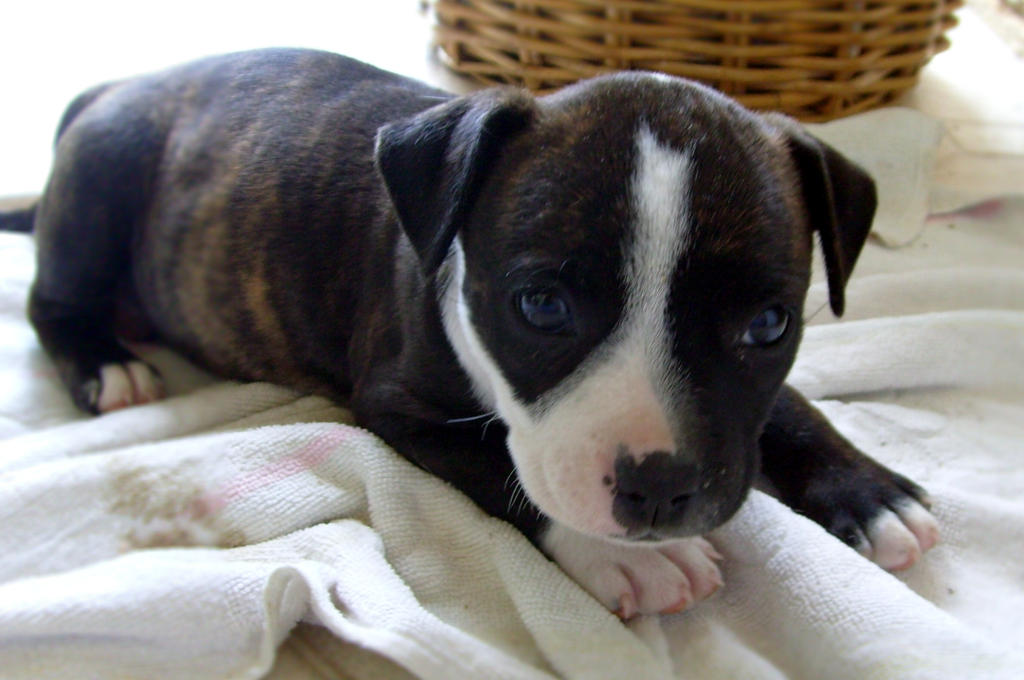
[542,525,722,619]
[96,361,164,413]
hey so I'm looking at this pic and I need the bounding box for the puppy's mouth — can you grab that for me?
[514,448,754,542]
[613,529,690,543]
[607,498,740,542]
[604,490,749,543]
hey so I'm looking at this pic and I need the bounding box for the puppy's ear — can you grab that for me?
[766,114,877,316]
[375,88,536,275]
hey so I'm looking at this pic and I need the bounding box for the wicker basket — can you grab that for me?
[433,0,962,121]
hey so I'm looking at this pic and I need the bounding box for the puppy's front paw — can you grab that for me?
[541,523,723,619]
[84,360,165,413]
[812,469,938,571]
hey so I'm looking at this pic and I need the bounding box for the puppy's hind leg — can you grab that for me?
[29,114,164,414]
[29,295,164,414]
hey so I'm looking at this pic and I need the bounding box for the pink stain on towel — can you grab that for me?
[189,426,359,518]
[927,198,1006,222]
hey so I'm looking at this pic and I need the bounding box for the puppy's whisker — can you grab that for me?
[445,412,496,425]
[508,478,533,517]
[803,300,829,324]
[507,478,523,515]
[482,413,500,439]
[517,486,532,515]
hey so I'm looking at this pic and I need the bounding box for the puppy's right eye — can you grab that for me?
[741,305,790,346]
[517,289,573,333]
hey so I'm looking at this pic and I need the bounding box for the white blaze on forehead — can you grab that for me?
[625,127,692,368]
[437,126,695,535]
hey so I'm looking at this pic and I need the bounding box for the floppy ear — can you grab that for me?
[374,88,537,275]
[765,114,877,317]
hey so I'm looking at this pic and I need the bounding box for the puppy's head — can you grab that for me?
[376,73,875,542]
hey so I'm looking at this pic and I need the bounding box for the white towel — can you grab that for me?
[2,110,1024,678]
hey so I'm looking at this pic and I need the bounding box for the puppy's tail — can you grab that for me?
[0,200,37,233]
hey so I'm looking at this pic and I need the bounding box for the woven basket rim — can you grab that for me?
[432,0,962,121]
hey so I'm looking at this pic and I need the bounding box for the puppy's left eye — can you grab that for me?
[742,305,790,346]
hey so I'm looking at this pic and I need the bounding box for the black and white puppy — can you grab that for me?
[3,49,938,618]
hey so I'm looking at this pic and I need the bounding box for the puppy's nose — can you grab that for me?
[612,451,699,533]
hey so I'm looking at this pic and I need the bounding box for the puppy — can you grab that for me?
[2,48,938,617]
